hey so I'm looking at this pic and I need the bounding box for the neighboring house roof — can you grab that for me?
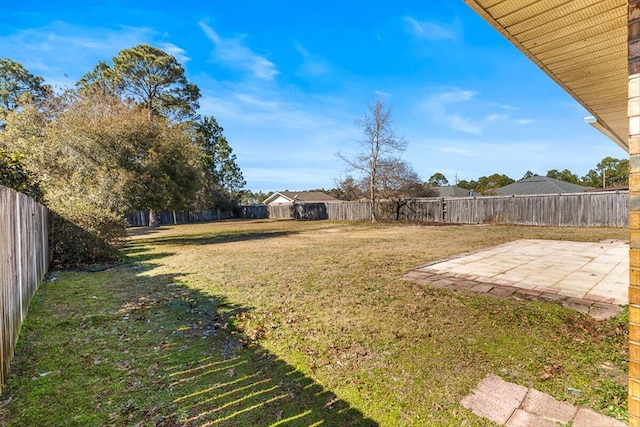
[497,176,593,196]
[437,186,471,197]
[263,191,340,204]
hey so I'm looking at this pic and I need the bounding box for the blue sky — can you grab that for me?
[1,1,627,192]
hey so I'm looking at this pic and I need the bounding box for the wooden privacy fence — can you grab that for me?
[126,191,629,227]
[262,191,629,226]
[126,206,268,227]
[444,191,628,227]
[127,209,231,227]
[0,185,49,394]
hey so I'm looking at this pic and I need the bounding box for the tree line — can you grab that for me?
[428,157,629,196]
[330,154,629,203]
[0,46,246,265]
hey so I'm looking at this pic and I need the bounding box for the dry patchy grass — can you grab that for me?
[0,219,629,426]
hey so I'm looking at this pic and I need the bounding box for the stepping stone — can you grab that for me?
[461,374,626,427]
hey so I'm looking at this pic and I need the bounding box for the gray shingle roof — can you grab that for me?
[437,186,471,197]
[497,176,593,196]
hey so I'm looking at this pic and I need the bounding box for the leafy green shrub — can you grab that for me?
[0,148,44,202]
[48,198,127,268]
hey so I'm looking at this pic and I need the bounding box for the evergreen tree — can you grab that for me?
[195,116,246,209]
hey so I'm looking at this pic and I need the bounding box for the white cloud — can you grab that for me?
[158,42,190,65]
[403,16,460,41]
[437,88,477,103]
[447,114,483,134]
[294,43,331,76]
[234,93,279,110]
[0,21,155,83]
[421,88,482,134]
[439,146,480,157]
[0,21,196,87]
[199,21,278,80]
[486,113,509,122]
[419,88,538,135]
[198,77,342,133]
[374,90,392,98]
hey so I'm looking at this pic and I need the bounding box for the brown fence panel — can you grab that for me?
[444,191,627,226]
[325,201,372,220]
[292,203,328,220]
[236,205,268,219]
[267,204,294,219]
[403,198,444,222]
[0,185,49,394]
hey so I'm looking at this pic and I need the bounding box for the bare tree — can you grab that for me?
[337,98,407,221]
[376,157,438,220]
[334,175,365,200]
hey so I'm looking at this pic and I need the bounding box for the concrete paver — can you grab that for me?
[460,389,517,425]
[521,388,576,422]
[573,407,626,427]
[461,375,625,427]
[506,410,557,427]
[404,239,628,319]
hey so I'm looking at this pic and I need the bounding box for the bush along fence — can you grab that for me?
[0,185,49,395]
[126,191,629,227]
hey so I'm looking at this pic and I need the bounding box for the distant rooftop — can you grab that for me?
[497,176,593,196]
[263,191,340,204]
[437,186,471,197]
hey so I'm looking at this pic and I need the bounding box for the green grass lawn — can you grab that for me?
[0,220,629,426]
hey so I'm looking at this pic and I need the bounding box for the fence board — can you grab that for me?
[0,185,49,394]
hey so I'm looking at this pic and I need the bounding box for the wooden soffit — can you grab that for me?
[463,0,629,151]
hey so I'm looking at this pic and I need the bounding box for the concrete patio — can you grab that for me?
[405,239,628,319]
[404,239,630,425]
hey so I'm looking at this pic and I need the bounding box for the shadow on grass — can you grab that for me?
[135,230,300,247]
[1,247,376,426]
[126,226,164,237]
[134,277,376,426]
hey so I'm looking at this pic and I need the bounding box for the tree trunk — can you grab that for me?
[172,210,177,225]
[369,172,377,222]
[395,200,408,221]
[149,209,159,227]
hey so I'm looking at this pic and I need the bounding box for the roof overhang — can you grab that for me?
[463,0,629,152]
[262,192,293,204]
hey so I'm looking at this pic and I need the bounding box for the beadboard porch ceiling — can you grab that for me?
[463,0,629,151]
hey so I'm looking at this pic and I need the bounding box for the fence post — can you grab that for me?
[440,198,447,223]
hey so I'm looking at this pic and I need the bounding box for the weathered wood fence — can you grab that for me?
[0,185,49,394]
[126,206,267,227]
[252,191,629,226]
[445,192,629,226]
[126,191,629,227]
